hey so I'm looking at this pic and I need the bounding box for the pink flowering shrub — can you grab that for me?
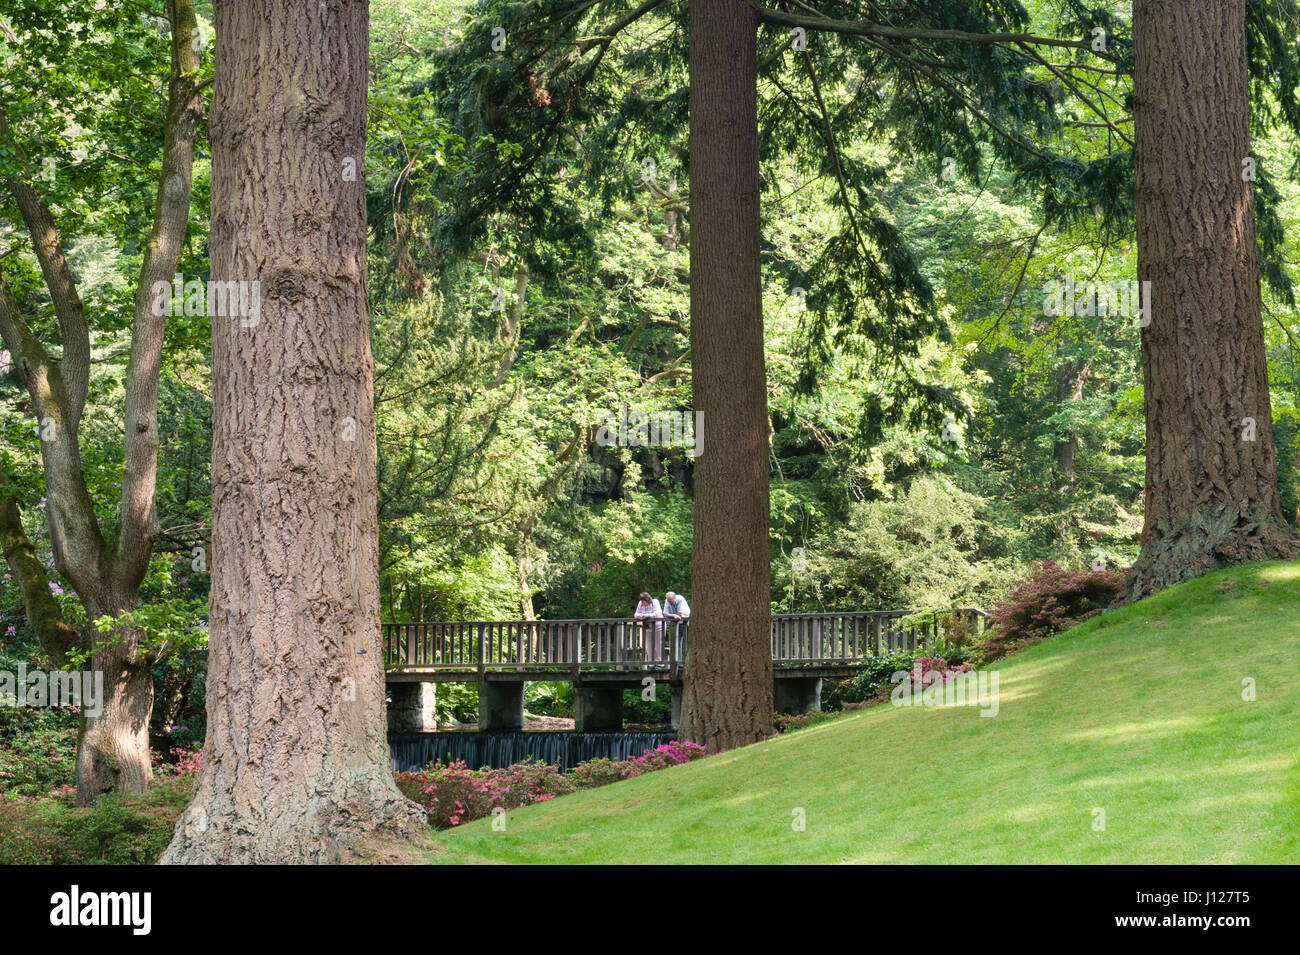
[396,742,710,829]
[566,742,709,786]
[153,746,204,781]
[911,655,973,682]
[620,741,708,777]
[565,757,626,789]
[395,757,576,828]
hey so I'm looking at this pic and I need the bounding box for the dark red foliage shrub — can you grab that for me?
[984,561,1124,655]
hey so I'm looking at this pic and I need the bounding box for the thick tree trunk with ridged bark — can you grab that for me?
[678,0,773,750]
[162,0,425,863]
[1122,0,1295,602]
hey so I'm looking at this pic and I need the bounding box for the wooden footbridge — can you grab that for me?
[383,608,986,732]
[383,608,986,680]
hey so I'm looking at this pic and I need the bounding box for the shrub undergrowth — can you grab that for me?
[982,561,1123,660]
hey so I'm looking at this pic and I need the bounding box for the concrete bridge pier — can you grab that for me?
[774,676,822,716]
[387,681,437,732]
[479,681,525,731]
[575,684,624,732]
[671,684,682,730]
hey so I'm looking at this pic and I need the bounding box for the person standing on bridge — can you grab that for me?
[634,591,663,619]
[663,591,690,620]
[664,591,690,662]
[635,592,664,663]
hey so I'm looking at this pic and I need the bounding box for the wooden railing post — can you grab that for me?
[477,623,486,678]
[572,623,583,680]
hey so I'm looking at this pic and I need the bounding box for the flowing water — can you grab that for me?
[388,730,676,772]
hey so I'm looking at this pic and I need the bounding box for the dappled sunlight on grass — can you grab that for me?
[1180,789,1282,813]
[1065,753,1294,791]
[1061,716,1206,744]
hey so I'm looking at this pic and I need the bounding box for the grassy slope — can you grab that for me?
[424,562,1300,864]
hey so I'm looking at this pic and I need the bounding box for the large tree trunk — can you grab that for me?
[1122,0,1295,602]
[679,0,773,750]
[162,0,425,863]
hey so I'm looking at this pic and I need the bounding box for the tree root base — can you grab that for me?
[1117,508,1295,606]
[160,776,429,865]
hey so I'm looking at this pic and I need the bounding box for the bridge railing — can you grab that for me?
[382,618,686,671]
[770,608,986,664]
[382,608,985,672]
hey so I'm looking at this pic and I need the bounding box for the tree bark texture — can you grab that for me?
[679,0,774,751]
[162,0,426,863]
[1123,0,1295,602]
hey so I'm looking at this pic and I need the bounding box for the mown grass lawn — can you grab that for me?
[424,562,1300,864]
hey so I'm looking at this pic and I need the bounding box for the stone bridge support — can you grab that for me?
[774,676,822,716]
[479,681,525,731]
[387,681,437,732]
[575,684,624,732]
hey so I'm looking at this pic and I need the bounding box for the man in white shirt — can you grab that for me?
[664,591,690,662]
[663,592,690,620]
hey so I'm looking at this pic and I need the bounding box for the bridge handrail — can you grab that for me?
[381,607,987,670]
[381,608,987,625]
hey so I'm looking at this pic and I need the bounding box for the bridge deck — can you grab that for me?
[382,608,985,682]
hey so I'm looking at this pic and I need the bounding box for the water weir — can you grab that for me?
[389,730,675,772]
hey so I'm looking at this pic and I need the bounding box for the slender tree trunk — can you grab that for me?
[0,492,77,666]
[518,556,536,620]
[679,0,773,750]
[1122,0,1295,602]
[1053,358,1089,493]
[163,0,425,863]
